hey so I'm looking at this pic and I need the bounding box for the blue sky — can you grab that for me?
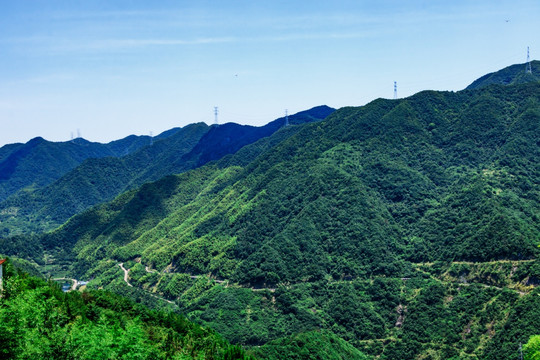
[1,0,539,146]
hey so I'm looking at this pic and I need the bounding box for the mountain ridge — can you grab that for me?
[0,132,158,202]
[0,106,334,236]
[467,60,540,89]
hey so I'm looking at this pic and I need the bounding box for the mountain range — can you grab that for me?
[0,106,334,236]
[1,62,539,359]
[0,134,153,202]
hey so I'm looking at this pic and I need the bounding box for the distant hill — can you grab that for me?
[0,123,209,236]
[184,105,335,167]
[0,106,334,236]
[0,134,156,202]
[467,60,540,89]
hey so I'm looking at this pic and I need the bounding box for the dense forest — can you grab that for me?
[0,134,154,202]
[37,80,540,277]
[0,258,255,359]
[1,63,539,359]
[0,107,333,236]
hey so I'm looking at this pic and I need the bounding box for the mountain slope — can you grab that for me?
[6,67,540,359]
[43,82,540,280]
[184,105,335,168]
[0,123,209,236]
[0,106,333,236]
[467,60,540,89]
[0,134,154,202]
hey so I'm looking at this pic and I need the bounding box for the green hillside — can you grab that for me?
[249,330,370,359]
[0,134,154,203]
[40,82,540,275]
[0,107,332,236]
[467,60,540,89]
[3,69,540,358]
[0,123,209,236]
[0,258,254,359]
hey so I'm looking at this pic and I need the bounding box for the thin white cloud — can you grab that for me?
[255,31,375,43]
[5,31,375,55]
[0,73,77,91]
[48,37,237,53]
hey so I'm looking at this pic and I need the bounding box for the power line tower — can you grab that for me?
[149,131,153,146]
[526,46,532,74]
[394,81,397,100]
[284,109,289,127]
[214,106,219,125]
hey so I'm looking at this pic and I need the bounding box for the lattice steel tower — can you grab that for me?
[526,47,532,74]
[394,81,397,100]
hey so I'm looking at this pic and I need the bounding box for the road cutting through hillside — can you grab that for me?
[118,260,533,305]
[123,262,274,293]
[118,263,133,287]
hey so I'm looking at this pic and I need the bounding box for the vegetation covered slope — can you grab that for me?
[248,330,371,360]
[21,78,539,359]
[0,106,333,236]
[184,105,334,168]
[39,82,540,277]
[467,60,540,89]
[0,123,209,236]
[0,134,153,202]
[4,67,540,359]
[0,259,253,360]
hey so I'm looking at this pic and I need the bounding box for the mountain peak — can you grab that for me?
[466,60,540,89]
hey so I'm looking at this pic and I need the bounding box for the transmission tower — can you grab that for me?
[526,46,532,74]
[149,131,153,146]
[214,106,219,125]
[285,109,289,127]
[394,81,397,100]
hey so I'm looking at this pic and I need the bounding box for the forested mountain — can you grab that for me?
[0,134,154,202]
[0,106,333,236]
[0,123,208,236]
[467,60,540,89]
[2,65,539,359]
[40,81,540,278]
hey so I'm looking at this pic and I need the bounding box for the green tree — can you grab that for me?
[524,335,540,360]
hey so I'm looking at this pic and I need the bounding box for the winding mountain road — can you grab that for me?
[118,263,133,287]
